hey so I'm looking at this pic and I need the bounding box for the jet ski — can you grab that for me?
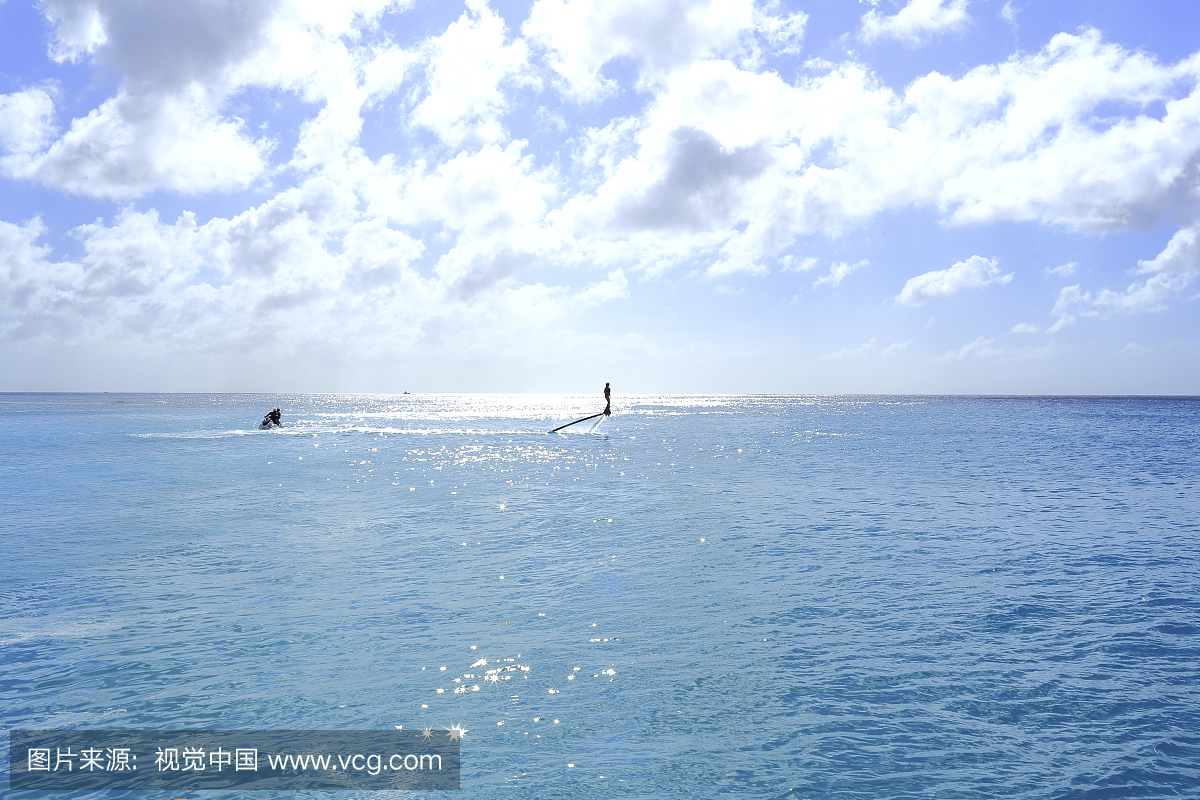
[259,408,283,429]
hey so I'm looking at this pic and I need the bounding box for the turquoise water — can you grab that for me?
[2,393,1200,799]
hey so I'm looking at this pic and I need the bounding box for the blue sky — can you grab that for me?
[1,0,1198,393]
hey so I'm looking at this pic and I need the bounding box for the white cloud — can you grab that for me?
[559,88,779,275]
[1136,223,1200,277]
[523,0,806,103]
[822,337,875,359]
[41,0,278,88]
[0,218,84,339]
[371,141,558,237]
[912,31,1200,231]
[938,335,995,360]
[340,217,425,292]
[24,87,272,198]
[607,127,769,233]
[0,176,383,348]
[1000,1,1018,27]
[573,116,642,183]
[412,1,530,148]
[41,0,108,63]
[1043,225,1200,324]
[880,339,910,356]
[18,0,414,198]
[753,2,807,56]
[896,255,1011,306]
[523,0,759,100]
[1011,322,1039,333]
[814,259,867,289]
[1091,274,1184,314]
[780,255,819,273]
[0,88,57,159]
[0,169,610,355]
[575,269,629,307]
[938,336,1063,361]
[1047,283,1091,332]
[6,0,1200,382]
[0,2,620,363]
[860,0,969,47]
[557,29,1200,289]
[1046,261,1077,277]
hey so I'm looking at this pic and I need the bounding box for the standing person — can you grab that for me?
[603,383,611,416]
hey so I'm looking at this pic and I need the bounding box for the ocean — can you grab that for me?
[2,393,1199,799]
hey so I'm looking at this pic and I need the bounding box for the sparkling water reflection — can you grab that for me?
[2,393,1199,798]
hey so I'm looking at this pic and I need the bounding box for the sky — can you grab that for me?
[1,0,1199,394]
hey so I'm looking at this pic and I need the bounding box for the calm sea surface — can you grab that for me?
[2,393,1199,799]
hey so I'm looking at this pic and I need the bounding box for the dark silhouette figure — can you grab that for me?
[261,408,282,428]
[603,383,611,416]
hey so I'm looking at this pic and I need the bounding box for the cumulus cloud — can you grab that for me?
[860,0,969,46]
[914,31,1200,231]
[1136,224,1200,277]
[524,0,756,100]
[341,218,425,292]
[1093,225,1200,312]
[0,218,84,339]
[40,0,108,63]
[524,0,809,103]
[23,88,272,198]
[0,125,621,357]
[938,335,995,360]
[0,88,57,157]
[40,0,280,88]
[1046,262,1076,277]
[1042,225,1200,328]
[609,127,770,232]
[1047,283,1091,332]
[780,255,819,272]
[0,197,575,353]
[16,0,410,198]
[575,269,629,307]
[36,183,366,347]
[896,255,1012,306]
[404,143,554,231]
[754,1,807,55]
[5,0,1200,379]
[1091,276,1183,314]
[412,0,530,147]
[813,260,868,289]
[555,28,1200,288]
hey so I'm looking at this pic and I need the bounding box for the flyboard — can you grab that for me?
[550,412,605,433]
